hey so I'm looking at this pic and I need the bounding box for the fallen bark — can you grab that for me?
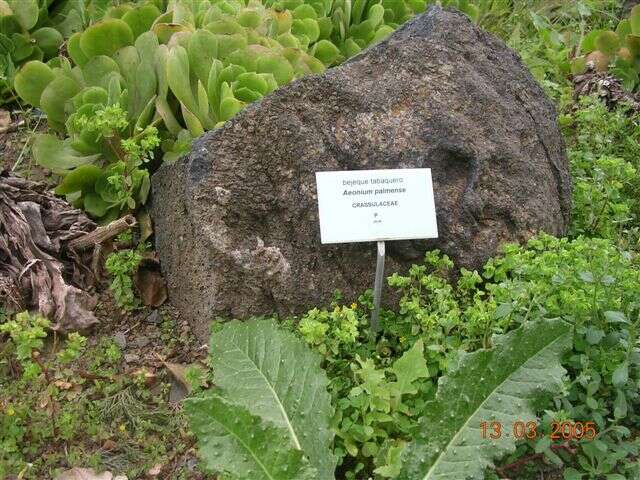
[0,170,98,332]
[68,214,136,251]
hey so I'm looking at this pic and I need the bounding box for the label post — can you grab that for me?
[371,241,386,332]
[315,168,438,336]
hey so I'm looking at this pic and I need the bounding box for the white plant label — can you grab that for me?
[315,168,438,244]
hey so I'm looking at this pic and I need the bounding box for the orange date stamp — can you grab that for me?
[480,421,597,441]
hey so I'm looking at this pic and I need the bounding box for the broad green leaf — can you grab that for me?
[391,339,429,396]
[188,29,218,86]
[33,135,100,174]
[130,56,157,120]
[67,32,89,67]
[208,318,337,480]
[39,75,81,127]
[82,55,120,88]
[256,55,294,86]
[612,362,629,387]
[31,27,63,58]
[186,393,317,480]
[83,191,109,218]
[79,19,134,58]
[121,4,161,39]
[219,95,244,121]
[152,22,191,44]
[135,94,157,131]
[603,311,630,324]
[399,319,571,480]
[14,60,54,107]
[181,103,204,137]
[7,0,38,30]
[312,39,340,65]
[156,96,182,135]
[166,45,198,114]
[54,164,102,195]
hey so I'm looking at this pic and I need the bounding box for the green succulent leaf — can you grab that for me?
[186,393,318,480]
[83,190,110,218]
[205,318,337,480]
[595,30,621,56]
[79,19,134,58]
[312,39,340,64]
[14,60,54,107]
[31,27,63,58]
[33,134,100,174]
[121,4,161,39]
[54,164,103,195]
[82,55,120,88]
[7,0,38,31]
[67,32,89,67]
[166,45,198,115]
[40,75,82,127]
[398,319,571,480]
[219,95,244,121]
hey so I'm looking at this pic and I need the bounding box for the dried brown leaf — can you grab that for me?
[0,110,10,130]
[163,362,191,392]
[133,256,167,307]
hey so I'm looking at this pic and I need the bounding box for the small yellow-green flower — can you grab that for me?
[350,303,358,310]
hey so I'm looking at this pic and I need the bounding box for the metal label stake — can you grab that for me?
[371,241,386,333]
[315,169,439,335]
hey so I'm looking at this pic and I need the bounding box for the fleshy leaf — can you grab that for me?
[398,319,571,480]
[31,27,63,58]
[207,318,337,480]
[7,0,38,31]
[186,393,318,480]
[79,19,134,58]
[33,135,100,174]
[13,60,54,107]
[54,164,102,195]
[39,75,81,127]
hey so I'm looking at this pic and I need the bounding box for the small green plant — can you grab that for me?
[332,340,430,478]
[0,308,188,478]
[187,317,571,480]
[36,103,160,221]
[0,311,50,380]
[105,236,148,310]
[561,96,640,244]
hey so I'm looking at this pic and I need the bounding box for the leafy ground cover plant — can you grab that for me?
[289,234,640,479]
[186,315,571,480]
[0,308,202,479]
[105,234,150,310]
[561,95,640,245]
[0,0,96,104]
[481,235,640,478]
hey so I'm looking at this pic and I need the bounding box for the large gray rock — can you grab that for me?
[152,6,571,340]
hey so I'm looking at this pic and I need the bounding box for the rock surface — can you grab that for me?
[152,6,571,340]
